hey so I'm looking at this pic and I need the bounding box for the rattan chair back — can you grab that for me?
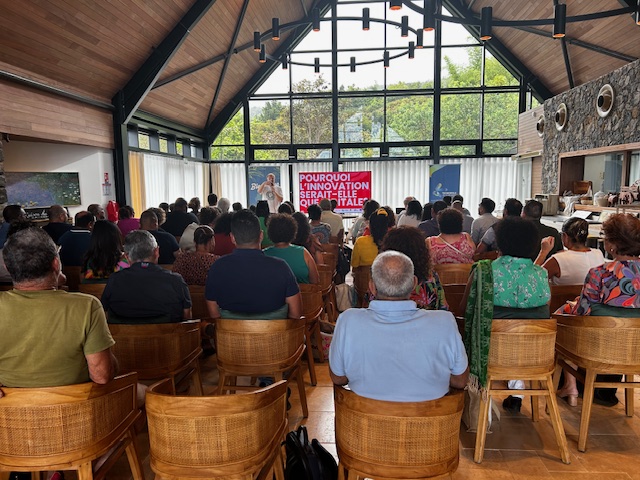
[553,314,640,452]
[352,265,371,308]
[474,319,570,465]
[318,251,337,273]
[187,284,208,320]
[109,320,203,395]
[442,283,466,318]
[0,373,144,480]
[78,282,107,299]
[323,242,339,258]
[146,379,287,480]
[62,265,82,292]
[214,318,309,416]
[334,386,464,479]
[299,283,325,386]
[317,264,337,322]
[549,284,583,314]
[433,263,472,285]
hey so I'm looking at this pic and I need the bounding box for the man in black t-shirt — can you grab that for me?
[140,209,180,264]
[162,198,199,237]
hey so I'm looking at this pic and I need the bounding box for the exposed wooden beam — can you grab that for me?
[205,0,252,129]
[112,0,218,124]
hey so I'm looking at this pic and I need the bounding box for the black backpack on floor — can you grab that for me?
[284,425,338,480]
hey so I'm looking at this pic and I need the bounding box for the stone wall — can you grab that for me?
[0,139,6,213]
[541,59,640,193]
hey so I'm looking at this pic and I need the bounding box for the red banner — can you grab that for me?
[299,171,372,214]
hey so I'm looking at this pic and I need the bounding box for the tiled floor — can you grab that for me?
[108,356,640,479]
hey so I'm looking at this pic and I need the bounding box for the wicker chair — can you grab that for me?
[334,386,464,479]
[78,282,107,299]
[318,264,337,323]
[109,320,204,395]
[299,283,325,387]
[433,263,472,285]
[214,318,309,417]
[474,319,570,464]
[0,373,144,480]
[187,284,208,320]
[549,284,582,314]
[352,265,371,308]
[318,251,338,273]
[553,315,640,452]
[62,265,82,292]
[146,379,287,480]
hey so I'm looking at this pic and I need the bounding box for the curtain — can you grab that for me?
[128,151,146,215]
[210,164,223,202]
[217,163,247,207]
[143,154,207,208]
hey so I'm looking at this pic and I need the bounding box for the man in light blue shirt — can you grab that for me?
[329,251,469,402]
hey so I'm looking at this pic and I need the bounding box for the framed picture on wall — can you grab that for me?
[6,172,81,207]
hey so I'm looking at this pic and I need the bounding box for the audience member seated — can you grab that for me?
[397,199,423,228]
[161,197,199,237]
[452,200,473,233]
[0,220,34,283]
[102,230,192,323]
[292,211,322,264]
[395,196,415,224]
[319,198,344,243]
[155,205,169,225]
[58,211,95,267]
[277,203,293,215]
[475,198,522,255]
[452,194,471,215]
[347,199,379,244]
[188,197,201,216]
[418,200,447,238]
[172,226,219,285]
[256,200,273,248]
[557,214,640,408]
[205,210,301,320]
[207,193,218,208]
[217,197,231,213]
[308,204,331,244]
[117,206,140,238]
[232,202,242,212]
[427,208,475,264]
[536,217,604,285]
[88,203,106,221]
[82,220,129,281]
[466,216,550,413]
[0,227,115,390]
[421,202,433,222]
[179,206,219,252]
[329,251,468,401]
[212,212,236,256]
[0,204,26,248]
[264,214,319,285]
[380,226,448,310]
[523,199,563,260]
[140,209,180,264]
[42,204,73,244]
[471,197,499,245]
[351,208,390,269]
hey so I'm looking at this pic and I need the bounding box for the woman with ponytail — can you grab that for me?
[536,217,605,285]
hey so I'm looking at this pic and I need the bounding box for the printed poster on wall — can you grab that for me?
[299,171,371,214]
[429,164,460,203]
[248,165,283,213]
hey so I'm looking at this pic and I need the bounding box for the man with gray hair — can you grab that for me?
[329,251,468,402]
[101,230,192,323]
[0,227,115,391]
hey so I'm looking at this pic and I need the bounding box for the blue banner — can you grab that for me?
[248,165,283,212]
[429,164,460,203]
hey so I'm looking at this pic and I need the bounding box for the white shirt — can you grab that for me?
[551,248,606,285]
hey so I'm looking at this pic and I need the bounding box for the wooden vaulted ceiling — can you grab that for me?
[0,0,639,142]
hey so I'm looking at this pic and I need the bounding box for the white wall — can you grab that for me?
[3,141,115,217]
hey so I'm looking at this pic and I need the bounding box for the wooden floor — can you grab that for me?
[106,356,640,480]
